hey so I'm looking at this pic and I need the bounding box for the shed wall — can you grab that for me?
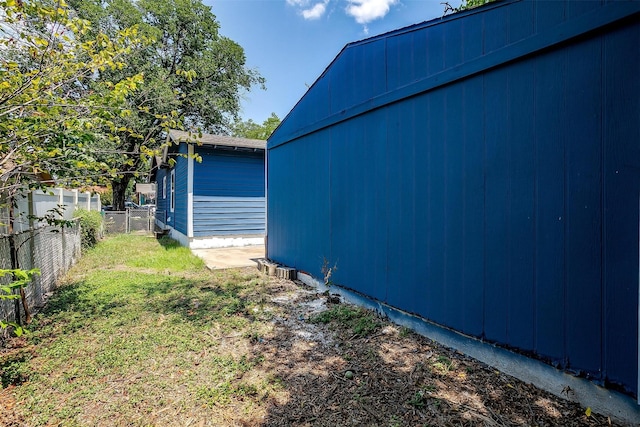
[193,149,265,236]
[267,1,640,396]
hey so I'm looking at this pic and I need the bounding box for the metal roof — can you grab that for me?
[168,129,265,151]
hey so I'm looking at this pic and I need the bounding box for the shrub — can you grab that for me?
[75,209,103,249]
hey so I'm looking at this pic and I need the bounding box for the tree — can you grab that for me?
[459,0,492,9]
[0,0,144,198]
[232,113,281,140]
[443,0,493,14]
[68,0,265,210]
[0,0,144,333]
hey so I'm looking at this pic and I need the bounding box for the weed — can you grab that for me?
[310,305,380,337]
[432,355,454,374]
[399,326,412,338]
[409,389,427,408]
[0,351,31,387]
[321,258,338,286]
[365,347,379,362]
[423,384,436,392]
[410,387,442,411]
[389,415,402,427]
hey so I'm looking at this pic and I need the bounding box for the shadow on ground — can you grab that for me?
[227,276,614,427]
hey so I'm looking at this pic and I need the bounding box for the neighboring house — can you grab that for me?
[267,0,639,411]
[152,129,265,248]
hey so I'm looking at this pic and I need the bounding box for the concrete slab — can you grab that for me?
[191,245,264,270]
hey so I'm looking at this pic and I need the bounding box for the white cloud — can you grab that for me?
[302,1,329,19]
[345,0,398,24]
[286,0,398,24]
[287,0,329,20]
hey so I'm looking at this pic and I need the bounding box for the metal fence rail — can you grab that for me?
[0,223,81,326]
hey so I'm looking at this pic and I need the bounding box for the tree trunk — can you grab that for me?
[111,176,131,211]
[8,198,31,325]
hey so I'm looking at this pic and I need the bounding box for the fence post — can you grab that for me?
[72,189,78,212]
[27,191,37,307]
[57,188,64,214]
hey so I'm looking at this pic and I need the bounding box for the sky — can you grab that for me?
[205,0,464,124]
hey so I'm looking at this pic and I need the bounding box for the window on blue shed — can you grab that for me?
[162,176,166,199]
[170,170,175,212]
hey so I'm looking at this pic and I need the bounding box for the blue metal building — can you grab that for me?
[153,130,265,248]
[267,1,640,399]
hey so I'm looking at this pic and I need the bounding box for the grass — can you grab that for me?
[2,234,281,426]
[310,304,381,337]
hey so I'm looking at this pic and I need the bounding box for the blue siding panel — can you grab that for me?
[193,196,265,236]
[195,150,264,198]
[155,168,170,220]
[267,0,640,397]
[533,48,566,364]
[460,75,485,338]
[534,0,566,29]
[508,0,535,43]
[267,132,330,277]
[602,21,640,390]
[386,104,415,310]
[425,88,447,326]
[483,4,508,54]
[461,12,483,62]
[412,95,432,321]
[174,145,189,235]
[564,36,603,378]
[483,66,510,345]
[506,60,536,352]
[443,83,465,333]
[330,110,389,302]
[386,32,415,91]
[329,39,386,115]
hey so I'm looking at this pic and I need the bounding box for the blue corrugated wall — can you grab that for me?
[267,0,640,396]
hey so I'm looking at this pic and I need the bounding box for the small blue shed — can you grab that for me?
[267,0,640,405]
[153,130,265,248]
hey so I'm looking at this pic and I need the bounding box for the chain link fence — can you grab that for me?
[0,222,81,326]
[103,209,154,234]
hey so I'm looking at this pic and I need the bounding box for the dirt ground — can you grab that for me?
[0,271,627,426]
[249,276,622,427]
